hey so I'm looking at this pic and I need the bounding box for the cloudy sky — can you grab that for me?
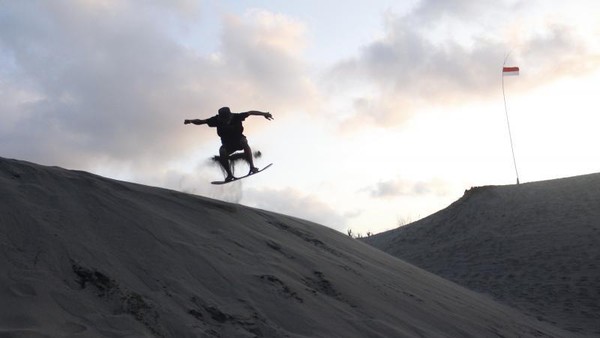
[2,0,600,234]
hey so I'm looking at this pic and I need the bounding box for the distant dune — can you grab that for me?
[364,174,600,337]
[0,157,577,337]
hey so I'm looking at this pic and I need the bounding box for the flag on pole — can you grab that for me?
[502,66,519,76]
[501,62,520,184]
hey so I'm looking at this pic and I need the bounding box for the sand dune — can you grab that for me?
[364,174,600,337]
[0,157,576,337]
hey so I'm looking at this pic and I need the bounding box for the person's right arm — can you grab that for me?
[184,119,208,125]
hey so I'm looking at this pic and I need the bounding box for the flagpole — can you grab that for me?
[502,54,520,185]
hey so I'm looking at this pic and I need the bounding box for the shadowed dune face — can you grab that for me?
[365,174,600,336]
[0,157,575,337]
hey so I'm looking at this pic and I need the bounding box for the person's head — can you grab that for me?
[218,107,232,120]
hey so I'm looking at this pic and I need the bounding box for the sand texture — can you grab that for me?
[365,174,600,337]
[0,157,576,337]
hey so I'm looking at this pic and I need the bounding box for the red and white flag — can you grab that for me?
[502,66,519,76]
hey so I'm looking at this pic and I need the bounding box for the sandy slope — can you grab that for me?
[0,157,576,337]
[364,174,600,337]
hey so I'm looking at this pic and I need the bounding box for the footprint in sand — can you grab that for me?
[9,283,37,297]
[60,321,87,334]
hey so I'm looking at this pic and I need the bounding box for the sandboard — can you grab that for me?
[211,163,273,185]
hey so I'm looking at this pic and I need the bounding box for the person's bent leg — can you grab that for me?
[241,137,258,173]
[219,146,234,180]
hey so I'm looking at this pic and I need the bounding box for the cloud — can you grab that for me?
[366,178,451,199]
[216,9,322,113]
[0,2,319,175]
[1,1,204,167]
[325,0,600,132]
[243,187,349,232]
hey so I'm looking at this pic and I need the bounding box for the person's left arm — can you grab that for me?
[245,111,274,120]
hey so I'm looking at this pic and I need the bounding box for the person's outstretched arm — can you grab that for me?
[245,111,274,120]
[184,118,209,125]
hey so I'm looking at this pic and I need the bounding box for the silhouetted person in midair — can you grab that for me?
[185,107,273,182]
